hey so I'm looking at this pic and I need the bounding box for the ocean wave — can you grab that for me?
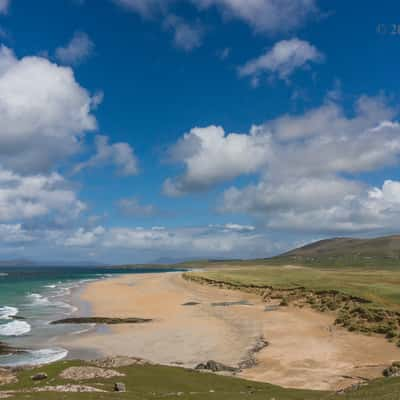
[0,273,8,277]
[0,320,31,336]
[26,293,52,306]
[0,306,18,320]
[27,291,78,315]
[0,347,68,367]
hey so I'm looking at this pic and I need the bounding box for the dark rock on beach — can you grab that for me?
[211,300,252,307]
[0,342,22,355]
[0,343,11,355]
[182,302,201,306]
[51,317,152,325]
[195,360,239,373]
[238,336,269,369]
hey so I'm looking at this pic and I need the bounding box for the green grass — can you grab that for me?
[1,360,327,400]
[186,266,400,311]
[2,360,400,399]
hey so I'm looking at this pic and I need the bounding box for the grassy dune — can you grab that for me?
[185,264,400,347]
[186,266,400,310]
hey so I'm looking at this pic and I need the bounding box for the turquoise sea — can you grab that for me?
[0,267,180,367]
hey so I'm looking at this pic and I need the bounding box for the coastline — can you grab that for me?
[57,271,400,391]
[55,277,110,362]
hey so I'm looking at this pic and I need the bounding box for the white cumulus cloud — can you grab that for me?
[164,125,270,196]
[166,93,400,234]
[0,45,98,174]
[0,169,85,223]
[65,226,105,247]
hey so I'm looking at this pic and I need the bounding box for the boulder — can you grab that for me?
[195,360,239,373]
[114,382,126,392]
[31,372,48,381]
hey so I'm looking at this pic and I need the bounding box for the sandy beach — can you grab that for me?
[58,272,400,391]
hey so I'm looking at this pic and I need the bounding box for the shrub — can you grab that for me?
[280,297,289,306]
[386,329,397,339]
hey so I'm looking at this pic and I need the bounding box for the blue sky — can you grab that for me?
[0,0,399,264]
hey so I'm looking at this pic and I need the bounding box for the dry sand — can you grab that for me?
[58,272,400,391]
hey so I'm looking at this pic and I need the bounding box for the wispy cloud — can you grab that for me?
[239,38,324,85]
[55,31,94,65]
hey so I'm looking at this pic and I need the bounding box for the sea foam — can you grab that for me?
[26,293,52,306]
[0,320,31,336]
[0,347,68,367]
[0,306,18,320]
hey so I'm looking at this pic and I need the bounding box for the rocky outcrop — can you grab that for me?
[92,356,152,368]
[336,382,368,395]
[0,342,20,356]
[30,385,106,393]
[0,369,17,386]
[51,317,152,325]
[383,362,400,377]
[195,360,239,373]
[239,336,269,369]
[59,366,124,381]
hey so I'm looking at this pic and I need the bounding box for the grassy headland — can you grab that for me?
[2,359,400,399]
[0,359,325,400]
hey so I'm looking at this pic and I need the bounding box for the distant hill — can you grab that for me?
[269,235,400,268]
[0,259,36,267]
[0,259,106,267]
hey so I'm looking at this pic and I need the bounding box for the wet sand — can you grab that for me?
[58,272,400,391]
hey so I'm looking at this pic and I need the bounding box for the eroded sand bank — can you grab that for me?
[58,272,400,391]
